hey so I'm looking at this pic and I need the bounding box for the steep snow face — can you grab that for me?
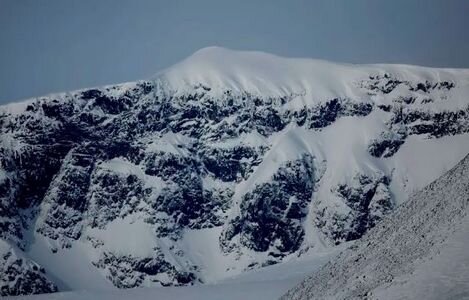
[282,153,469,300]
[1,47,469,295]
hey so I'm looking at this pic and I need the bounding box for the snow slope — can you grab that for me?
[2,247,341,300]
[282,153,469,300]
[373,217,469,300]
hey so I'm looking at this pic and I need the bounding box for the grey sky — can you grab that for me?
[1,0,469,104]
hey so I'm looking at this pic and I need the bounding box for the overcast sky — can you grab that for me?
[1,0,469,104]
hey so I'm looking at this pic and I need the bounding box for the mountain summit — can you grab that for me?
[1,48,469,296]
[158,46,469,100]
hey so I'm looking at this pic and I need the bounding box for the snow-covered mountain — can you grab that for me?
[1,46,469,296]
[282,152,469,300]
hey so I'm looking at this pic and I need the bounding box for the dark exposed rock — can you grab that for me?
[202,145,266,182]
[87,163,146,229]
[221,154,316,253]
[402,107,469,137]
[360,74,455,95]
[316,174,393,244]
[0,243,57,296]
[368,132,406,158]
[92,251,196,289]
[305,99,373,129]
[361,74,405,94]
[36,148,95,248]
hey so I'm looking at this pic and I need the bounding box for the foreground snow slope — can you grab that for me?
[1,47,469,295]
[282,153,469,300]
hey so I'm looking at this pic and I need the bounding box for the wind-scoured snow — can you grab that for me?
[373,217,469,300]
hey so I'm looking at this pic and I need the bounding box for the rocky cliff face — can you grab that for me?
[0,240,57,296]
[1,47,469,295]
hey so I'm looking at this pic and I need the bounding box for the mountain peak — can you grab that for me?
[189,45,239,56]
[184,46,290,64]
[155,47,358,98]
[155,47,467,99]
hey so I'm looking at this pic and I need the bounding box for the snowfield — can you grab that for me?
[3,247,341,300]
